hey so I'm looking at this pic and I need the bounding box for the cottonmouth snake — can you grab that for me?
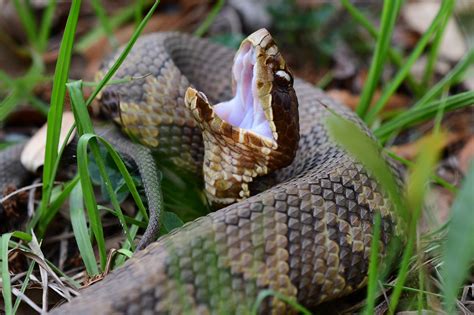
[0,29,403,314]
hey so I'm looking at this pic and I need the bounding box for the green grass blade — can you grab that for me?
[76,134,107,269]
[69,79,133,265]
[413,50,474,109]
[68,77,109,265]
[134,0,144,26]
[441,161,474,313]
[194,0,225,37]
[78,133,139,253]
[383,283,444,298]
[75,5,139,53]
[12,261,36,314]
[385,150,457,193]
[251,289,311,315]
[364,213,382,314]
[27,95,50,116]
[416,244,425,312]
[90,0,118,48]
[374,91,474,141]
[36,123,79,232]
[86,0,161,106]
[11,0,38,49]
[161,211,184,234]
[365,0,454,124]
[0,69,13,87]
[69,79,148,237]
[99,206,147,228]
[95,138,149,221]
[114,213,142,267]
[70,181,100,276]
[356,0,401,118]
[421,1,455,90]
[433,89,449,134]
[0,90,20,122]
[40,0,81,227]
[340,0,376,35]
[340,0,422,96]
[38,176,81,236]
[68,81,94,134]
[405,133,445,213]
[38,0,58,52]
[11,231,32,243]
[388,133,445,314]
[69,77,156,266]
[0,233,13,315]
[116,249,133,259]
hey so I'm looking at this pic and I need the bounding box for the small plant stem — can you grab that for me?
[194,0,225,37]
[340,0,421,95]
[421,0,455,91]
[356,0,401,118]
[365,0,453,124]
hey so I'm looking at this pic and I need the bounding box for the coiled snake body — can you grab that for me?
[2,30,402,314]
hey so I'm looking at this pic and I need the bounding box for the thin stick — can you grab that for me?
[1,182,62,204]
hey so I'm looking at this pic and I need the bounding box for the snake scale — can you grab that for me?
[0,30,403,314]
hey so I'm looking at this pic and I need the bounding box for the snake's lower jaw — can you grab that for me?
[185,87,277,207]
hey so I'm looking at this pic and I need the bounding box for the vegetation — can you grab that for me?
[0,0,473,314]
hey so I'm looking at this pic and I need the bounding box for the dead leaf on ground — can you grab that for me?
[21,112,76,172]
[391,132,466,161]
[327,89,411,111]
[402,2,467,62]
[458,136,474,174]
[82,8,207,79]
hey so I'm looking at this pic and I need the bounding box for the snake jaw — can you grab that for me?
[184,29,299,207]
[185,87,272,206]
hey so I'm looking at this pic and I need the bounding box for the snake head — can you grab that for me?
[185,28,299,207]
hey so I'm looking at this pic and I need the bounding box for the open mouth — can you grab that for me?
[213,42,272,140]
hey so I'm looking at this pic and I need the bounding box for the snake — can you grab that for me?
[0,29,403,314]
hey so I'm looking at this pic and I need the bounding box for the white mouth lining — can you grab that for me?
[213,42,272,140]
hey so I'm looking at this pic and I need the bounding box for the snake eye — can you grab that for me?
[274,70,293,88]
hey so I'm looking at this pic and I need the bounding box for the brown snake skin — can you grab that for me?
[42,30,404,314]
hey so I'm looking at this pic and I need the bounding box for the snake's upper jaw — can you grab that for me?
[184,29,299,207]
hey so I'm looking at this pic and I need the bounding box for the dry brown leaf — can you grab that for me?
[391,132,465,160]
[83,9,207,79]
[402,2,467,62]
[21,112,76,172]
[458,136,474,174]
[327,89,411,111]
[326,89,360,109]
